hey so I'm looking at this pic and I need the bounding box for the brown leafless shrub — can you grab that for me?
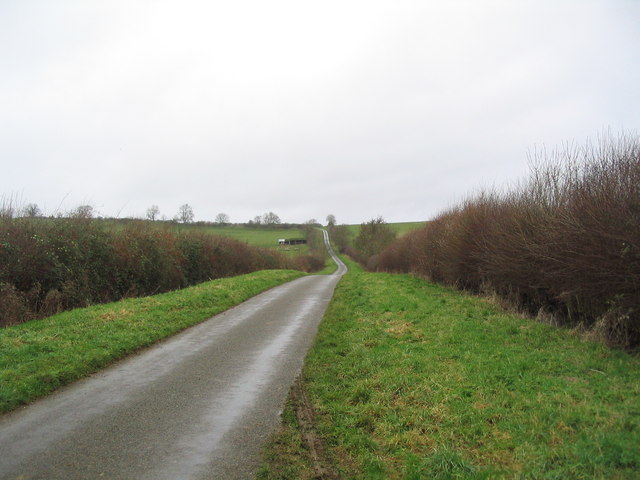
[377,223,431,274]
[41,289,64,317]
[0,282,28,326]
[293,253,326,273]
[378,132,640,349]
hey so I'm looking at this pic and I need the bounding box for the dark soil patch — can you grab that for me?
[291,376,340,480]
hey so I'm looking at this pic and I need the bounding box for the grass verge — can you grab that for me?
[259,259,640,479]
[0,269,304,414]
[314,257,338,276]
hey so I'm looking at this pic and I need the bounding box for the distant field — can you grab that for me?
[122,220,424,246]
[105,220,308,251]
[171,224,306,248]
[154,223,308,255]
[346,221,425,238]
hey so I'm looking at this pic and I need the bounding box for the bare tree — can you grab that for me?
[262,211,281,225]
[70,205,94,219]
[326,214,336,227]
[177,204,194,223]
[23,203,42,218]
[146,205,160,221]
[215,212,230,225]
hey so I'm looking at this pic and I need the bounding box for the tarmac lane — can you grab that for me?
[0,233,346,480]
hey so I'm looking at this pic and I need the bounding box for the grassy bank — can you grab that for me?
[0,269,304,414]
[260,260,640,479]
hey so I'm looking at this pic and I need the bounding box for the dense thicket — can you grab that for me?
[0,219,304,325]
[300,224,330,272]
[377,134,640,348]
[343,217,396,269]
[327,224,352,253]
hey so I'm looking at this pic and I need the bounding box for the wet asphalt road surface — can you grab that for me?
[0,231,346,480]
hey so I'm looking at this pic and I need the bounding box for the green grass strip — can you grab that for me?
[260,259,640,479]
[0,269,304,414]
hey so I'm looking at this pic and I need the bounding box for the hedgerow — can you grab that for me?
[377,133,640,348]
[0,218,303,325]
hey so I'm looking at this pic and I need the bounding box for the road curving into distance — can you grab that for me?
[0,230,346,480]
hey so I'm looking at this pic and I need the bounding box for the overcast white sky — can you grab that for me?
[1,1,638,224]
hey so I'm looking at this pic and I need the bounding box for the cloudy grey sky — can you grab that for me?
[1,1,638,224]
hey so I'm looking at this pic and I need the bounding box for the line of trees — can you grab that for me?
[2,198,294,230]
[147,204,196,223]
[248,211,281,226]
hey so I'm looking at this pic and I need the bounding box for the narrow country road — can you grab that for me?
[0,230,346,480]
